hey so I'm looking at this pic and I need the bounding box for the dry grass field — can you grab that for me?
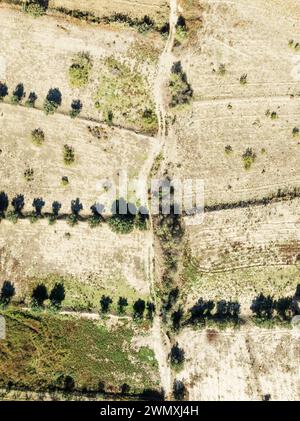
[0,219,152,311]
[177,326,300,401]
[49,0,170,26]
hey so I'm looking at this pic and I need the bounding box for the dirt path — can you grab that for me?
[148,0,178,400]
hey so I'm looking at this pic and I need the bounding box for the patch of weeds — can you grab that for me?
[225,145,233,155]
[293,127,299,137]
[240,73,247,85]
[169,61,193,108]
[61,176,69,186]
[218,63,226,76]
[31,128,45,146]
[242,148,256,170]
[94,57,156,133]
[24,167,34,182]
[69,52,92,88]
[22,0,47,17]
[6,211,18,224]
[63,145,75,166]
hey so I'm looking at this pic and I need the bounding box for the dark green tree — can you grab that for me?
[12,194,25,215]
[100,295,112,313]
[31,283,48,307]
[49,283,65,307]
[133,298,146,319]
[0,281,15,304]
[117,297,128,314]
[0,192,9,217]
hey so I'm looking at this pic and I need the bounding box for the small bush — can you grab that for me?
[31,128,45,146]
[69,99,83,118]
[44,88,62,115]
[11,83,25,104]
[170,344,185,369]
[25,91,38,107]
[23,1,47,17]
[63,145,75,165]
[69,52,92,88]
[169,61,193,107]
[31,283,48,307]
[242,148,256,170]
[240,74,247,85]
[100,295,112,314]
[225,145,233,155]
[61,176,69,186]
[293,127,299,137]
[0,281,15,305]
[49,282,65,308]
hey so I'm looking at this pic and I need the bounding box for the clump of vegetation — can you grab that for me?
[173,380,187,400]
[67,198,83,226]
[270,111,278,120]
[31,128,45,146]
[250,292,297,325]
[69,52,92,88]
[170,343,185,370]
[44,88,62,115]
[175,15,187,45]
[69,99,83,118]
[100,295,113,314]
[88,203,102,228]
[10,83,25,104]
[133,299,146,320]
[242,148,256,170]
[23,0,47,17]
[169,61,193,107]
[63,145,75,165]
[95,57,157,133]
[108,198,136,234]
[240,73,247,85]
[218,63,226,76]
[25,91,38,108]
[24,167,34,182]
[49,283,65,308]
[225,145,233,155]
[31,283,48,307]
[292,127,299,137]
[288,39,300,52]
[0,82,8,101]
[0,192,9,219]
[61,176,69,186]
[11,194,25,216]
[118,297,128,315]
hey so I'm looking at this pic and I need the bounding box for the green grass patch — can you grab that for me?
[94,57,157,134]
[0,309,159,394]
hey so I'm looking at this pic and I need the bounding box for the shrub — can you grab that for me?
[293,127,299,137]
[63,145,75,165]
[240,74,247,85]
[173,380,187,400]
[0,82,8,101]
[52,201,61,216]
[31,283,48,307]
[61,176,69,186]
[69,99,83,118]
[23,1,47,17]
[69,52,92,88]
[31,128,45,146]
[218,63,226,76]
[11,83,25,104]
[169,61,193,107]
[270,111,278,120]
[32,197,45,216]
[25,91,38,107]
[225,145,233,155]
[44,88,62,115]
[242,148,256,170]
[108,199,136,234]
[0,281,15,305]
[12,194,25,215]
[71,198,83,216]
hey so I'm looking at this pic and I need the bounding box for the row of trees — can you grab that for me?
[0,280,155,320]
[0,82,82,118]
[0,280,65,308]
[167,288,300,331]
[100,295,155,320]
[0,192,149,232]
